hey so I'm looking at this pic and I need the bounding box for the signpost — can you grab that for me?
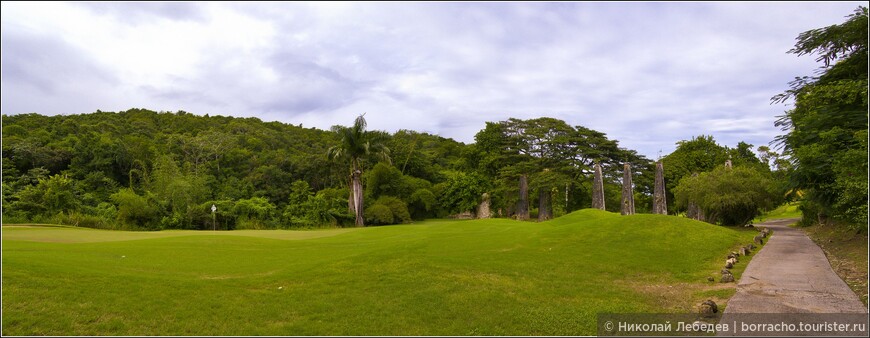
[211,204,217,231]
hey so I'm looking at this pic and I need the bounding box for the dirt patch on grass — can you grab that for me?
[801,224,869,307]
[616,279,737,313]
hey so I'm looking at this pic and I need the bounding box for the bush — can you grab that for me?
[110,188,160,229]
[438,171,488,215]
[365,204,394,225]
[50,211,110,229]
[364,196,411,225]
[233,197,276,227]
[408,188,437,220]
[375,196,411,224]
[198,200,237,230]
[674,166,780,226]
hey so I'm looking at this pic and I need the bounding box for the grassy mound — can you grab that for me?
[2,210,758,335]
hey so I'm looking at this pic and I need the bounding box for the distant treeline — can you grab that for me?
[2,108,789,230]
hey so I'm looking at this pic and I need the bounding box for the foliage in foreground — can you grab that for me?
[772,6,868,231]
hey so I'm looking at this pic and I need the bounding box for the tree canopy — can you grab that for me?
[772,6,868,230]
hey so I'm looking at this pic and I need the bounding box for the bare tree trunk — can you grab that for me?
[653,161,667,215]
[592,162,605,210]
[352,169,364,226]
[621,163,635,215]
[517,174,529,220]
[348,177,355,214]
[686,172,704,221]
[538,188,552,221]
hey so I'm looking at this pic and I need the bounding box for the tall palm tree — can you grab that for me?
[327,114,390,226]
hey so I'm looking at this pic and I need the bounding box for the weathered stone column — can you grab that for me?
[653,161,667,215]
[477,192,491,219]
[517,174,529,220]
[592,162,605,210]
[538,188,552,221]
[621,163,635,215]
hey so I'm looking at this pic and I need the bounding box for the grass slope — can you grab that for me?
[2,210,759,335]
[754,202,802,222]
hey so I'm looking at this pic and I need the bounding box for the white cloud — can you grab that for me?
[2,1,864,158]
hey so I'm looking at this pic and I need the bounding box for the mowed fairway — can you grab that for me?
[2,210,758,335]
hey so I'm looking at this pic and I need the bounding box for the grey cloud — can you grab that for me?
[2,1,865,159]
[78,2,206,24]
[1,29,120,115]
[1,31,117,95]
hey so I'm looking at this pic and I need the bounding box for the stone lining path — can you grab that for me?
[723,218,867,314]
[718,218,867,336]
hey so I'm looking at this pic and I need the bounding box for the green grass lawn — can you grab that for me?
[754,202,802,222]
[2,210,760,335]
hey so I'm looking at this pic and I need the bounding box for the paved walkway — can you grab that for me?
[718,218,868,336]
[723,218,867,314]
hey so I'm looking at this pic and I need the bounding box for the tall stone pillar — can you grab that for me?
[477,192,491,219]
[517,174,529,220]
[592,162,605,210]
[538,189,552,221]
[621,163,635,215]
[653,161,667,215]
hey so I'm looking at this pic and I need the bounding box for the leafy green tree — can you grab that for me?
[408,188,437,220]
[327,114,391,227]
[673,166,780,226]
[233,197,276,229]
[772,6,868,230]
[282,180,343,228]
[438,171,489,215]
[662,135,731,213]
[365,163,410,200]
[110,188,160,229]
[9,174,81,220]
[365,196,411,225]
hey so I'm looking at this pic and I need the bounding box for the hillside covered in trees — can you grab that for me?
[2,108,785,230]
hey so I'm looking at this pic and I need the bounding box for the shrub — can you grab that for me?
[408,188,436,220]
[110,189,160,229]
[365,204,394,225]
[373,196,411,224]
[233,197,276,226]
[674,166,780,226]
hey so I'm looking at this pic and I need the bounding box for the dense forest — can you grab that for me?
[2,7,865,233]
[1,108,781,230]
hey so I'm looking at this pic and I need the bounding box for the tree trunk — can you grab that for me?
[653,161,667,215]
[538,188,552,221]
[686,173,704,221]
[621,163,635,215]
[352,169,364,227]
[592,162,605,210]
[517,174,529,220]
[348,177,355,214]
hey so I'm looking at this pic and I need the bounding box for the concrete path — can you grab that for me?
[723,218,867,314]
[718,218,868,336]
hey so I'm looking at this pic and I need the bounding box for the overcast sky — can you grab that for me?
[1,2,863,158]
